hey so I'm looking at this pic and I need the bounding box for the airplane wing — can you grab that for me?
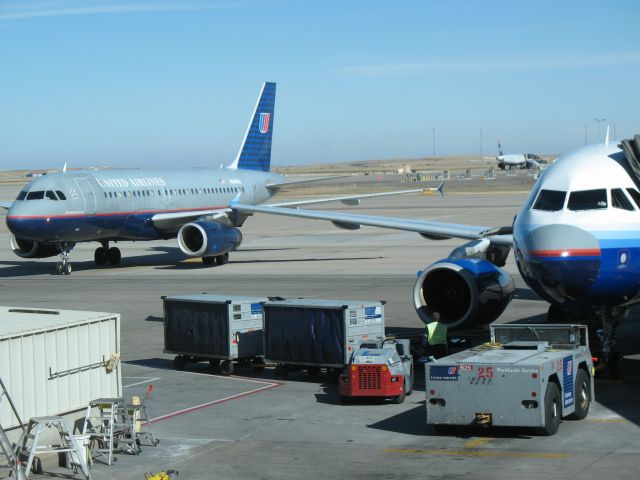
[0,201,12,210]
[151,208,231,231]
[231,203,513,246]
[267,183,445,208]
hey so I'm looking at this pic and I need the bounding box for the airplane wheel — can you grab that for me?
[107,247,121,265]
[63,263,72,275]
[94,247,107,265]
[215,253,229,266]
[55,262,63,275]
[202,256,215,265]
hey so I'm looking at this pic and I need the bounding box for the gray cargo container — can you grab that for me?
[163,294,268,375]
[263,299,386,379]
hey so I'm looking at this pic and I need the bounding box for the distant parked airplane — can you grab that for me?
[1,82,443,274]
[496,140,547,170]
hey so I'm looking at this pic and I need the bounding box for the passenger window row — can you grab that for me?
[103,186,244,200]
[533,188,640,212]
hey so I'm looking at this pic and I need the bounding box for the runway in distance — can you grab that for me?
[235,131,640,373]
[496,140,547,170]
[1,82,443,275]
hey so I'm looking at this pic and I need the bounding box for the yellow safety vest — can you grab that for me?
[426,322,447,346]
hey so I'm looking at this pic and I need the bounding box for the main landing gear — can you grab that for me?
[201,252,229,266]
[94,242,121,267]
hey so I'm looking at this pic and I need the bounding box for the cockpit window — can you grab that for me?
[532,189,566,211]
[626,188,640,209]
[56,191,66,200]
[26,191,45,200]
[45,191,57,200]
[612,189,634,211]
[16,190,27,201]
[568,189,607,211]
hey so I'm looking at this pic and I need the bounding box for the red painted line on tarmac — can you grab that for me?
[149,377,283,424]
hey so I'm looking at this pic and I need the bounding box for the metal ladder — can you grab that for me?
[82,398,139,466]
[0,377,27,480]
[18,416,90,479]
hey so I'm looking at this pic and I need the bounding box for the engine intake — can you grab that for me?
[177,221,242,257]
[10,235,62,259]
[414,258,515,329]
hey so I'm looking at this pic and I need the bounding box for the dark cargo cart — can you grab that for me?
[163,294,267,375]
[263,299,386,380]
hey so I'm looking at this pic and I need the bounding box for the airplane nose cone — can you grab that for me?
[514,224,601,304]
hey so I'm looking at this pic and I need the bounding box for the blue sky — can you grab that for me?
[1,0,639,169]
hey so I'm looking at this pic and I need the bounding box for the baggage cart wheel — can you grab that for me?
[219,360,234,376]
[209,359,220,369]
[274,364,288,380]
[252,357,266,372]
[570,368,591,420]
[307,366,320,378]
[539,382,561,435]
[173,356,186,371]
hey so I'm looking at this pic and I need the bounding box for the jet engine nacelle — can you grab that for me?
[10,235,62,259]
[413,258,515,330]
[177,221,243,257]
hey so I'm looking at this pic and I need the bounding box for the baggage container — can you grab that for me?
[263,299,385,379]
[163,294,268,375]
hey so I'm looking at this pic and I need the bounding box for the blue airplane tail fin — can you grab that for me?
[497,140,504,156]
[228,82,276,172]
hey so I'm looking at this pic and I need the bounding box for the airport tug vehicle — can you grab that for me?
[339,339,414,404]
[426,324,594,435]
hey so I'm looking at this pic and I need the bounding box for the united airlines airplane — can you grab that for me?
[496,140,546,170]
[234,132,640,374]
[1,82,441,275]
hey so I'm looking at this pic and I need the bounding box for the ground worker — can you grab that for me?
[423,312,448,358]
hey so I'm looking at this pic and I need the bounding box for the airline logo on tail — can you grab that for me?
[259,113,271,134]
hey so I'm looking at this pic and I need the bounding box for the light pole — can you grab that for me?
[432,128,436,158]
[595,118,606,140]
[480,129,483,166]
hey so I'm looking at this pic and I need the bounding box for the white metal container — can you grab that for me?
[0,306,121,431]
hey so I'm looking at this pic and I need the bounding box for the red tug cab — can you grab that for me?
[339,339,413,404]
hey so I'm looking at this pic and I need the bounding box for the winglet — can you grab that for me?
[436,181,446,197]
[605,125,610,148]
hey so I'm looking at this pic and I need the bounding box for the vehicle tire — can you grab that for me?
[63,262,72,275]
[219,360,234,376]
[94,247,107,265]
[252,357,266,371]
[393,392,406,404]
[274,365,288,380]
[540,382,562,435]
[107,247,121,265]
[307,366,321,378]
[202,256,215,265]
[570,369,591,420]
[209,359,220,369]
[173,356,186,371]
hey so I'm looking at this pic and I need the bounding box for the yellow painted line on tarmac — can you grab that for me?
[384,448,570,459]
[463,437,491,449]
[181,258,202,263]
[582,418,629,423]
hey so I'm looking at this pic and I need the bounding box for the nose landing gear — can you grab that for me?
[55,245,73,275]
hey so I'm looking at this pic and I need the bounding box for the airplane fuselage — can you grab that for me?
[513,143,640,309]
[6,168,283,243]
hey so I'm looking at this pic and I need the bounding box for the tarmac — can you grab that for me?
[0,177,639,480]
